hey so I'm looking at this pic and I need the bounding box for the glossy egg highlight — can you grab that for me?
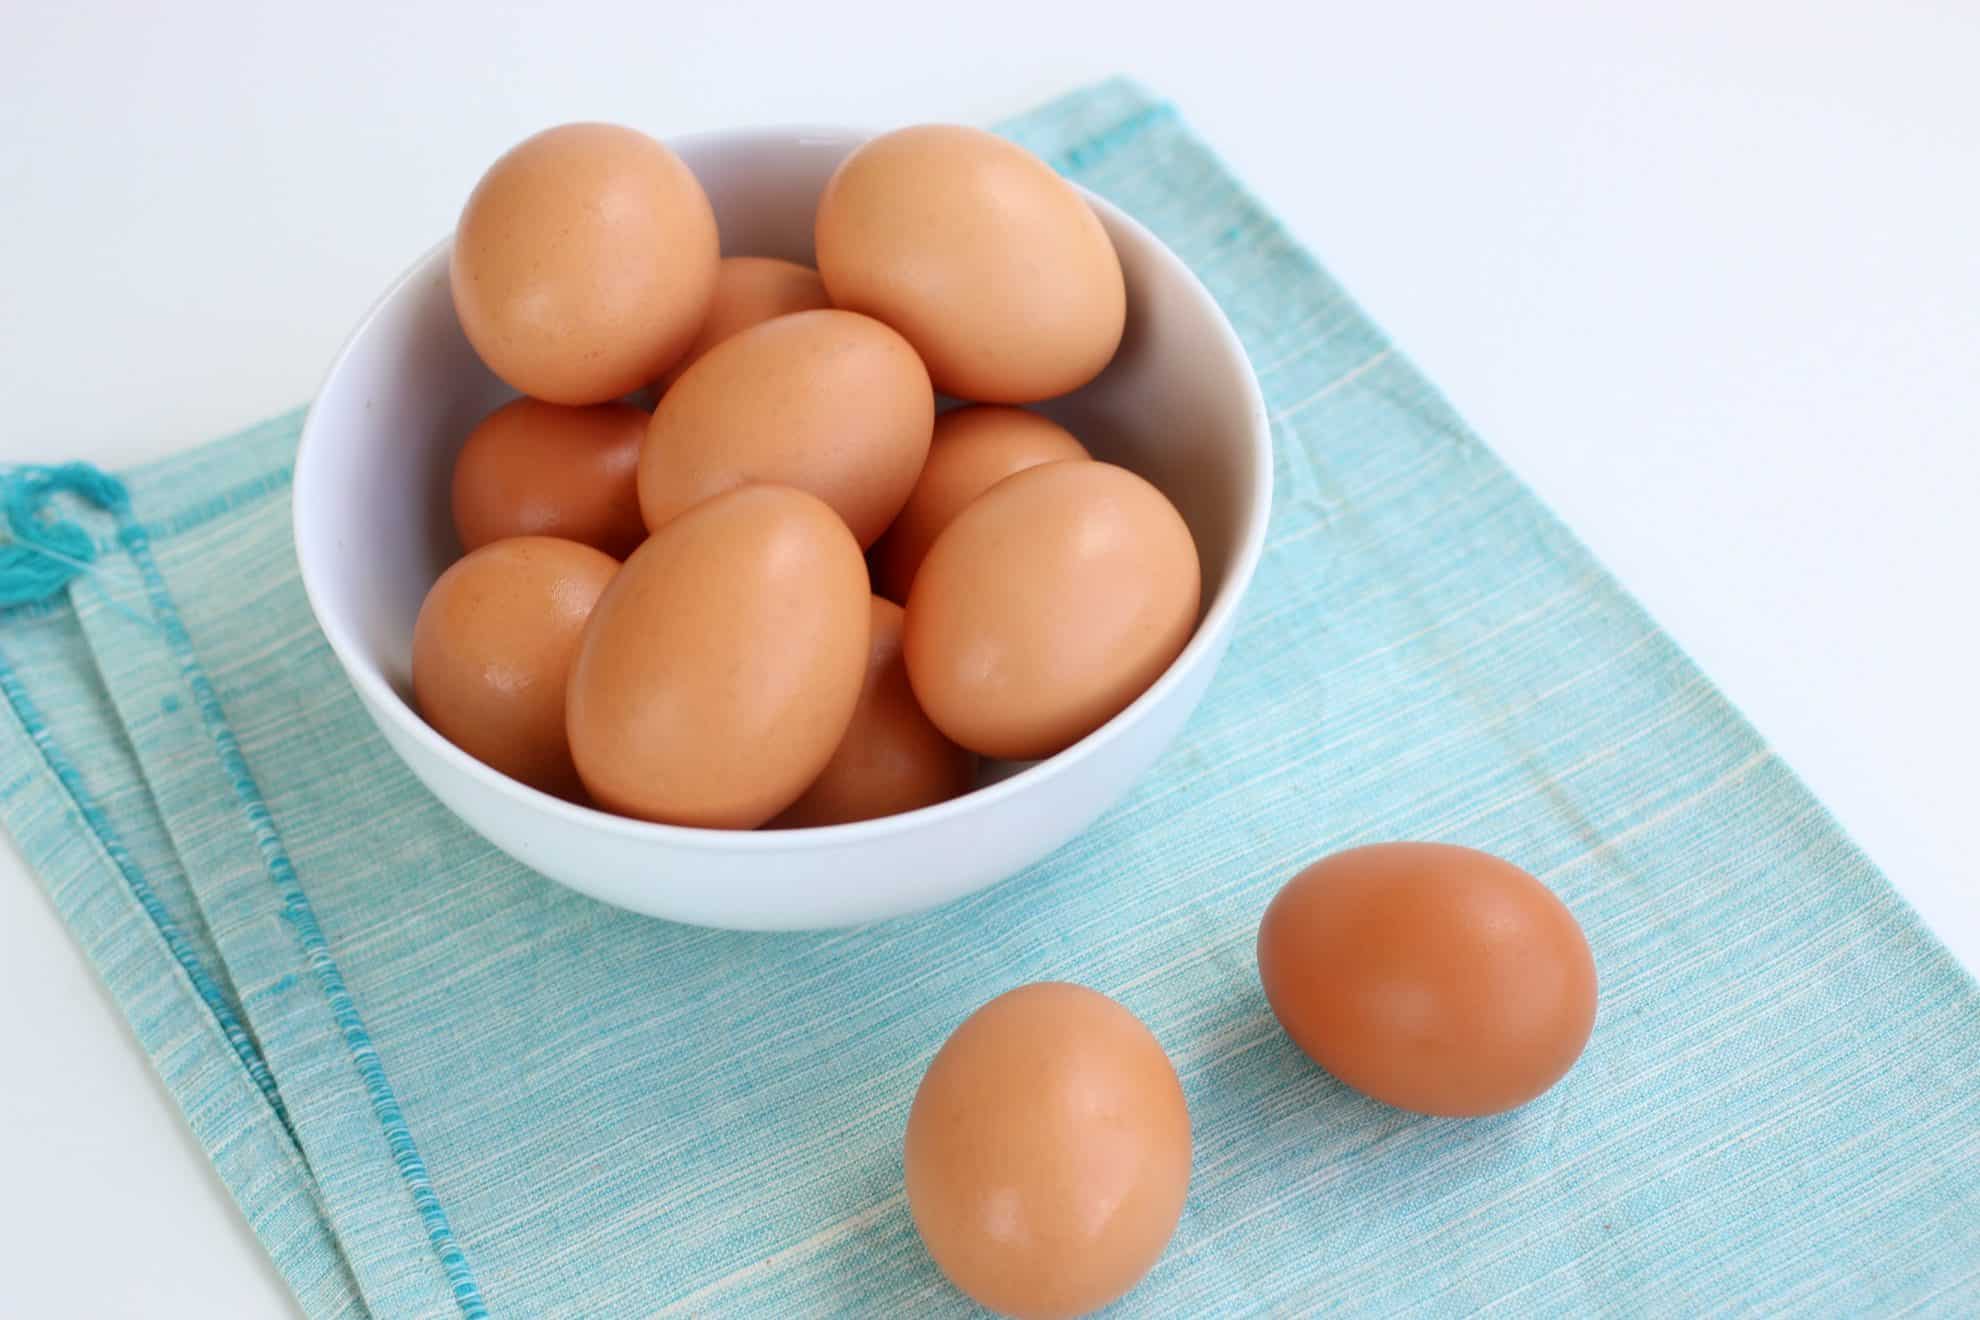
[815,125,1126,403]
[640,309,934,548]
[1257,843,1598,1117]
[566,484,869,828]
[905,983,1191,1319]
[904,461,1200,761]
[451,123,719,404]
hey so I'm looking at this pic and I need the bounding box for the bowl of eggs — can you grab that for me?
[293,121,1271,930]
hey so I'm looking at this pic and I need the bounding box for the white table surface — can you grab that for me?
[4,2,1976,1314]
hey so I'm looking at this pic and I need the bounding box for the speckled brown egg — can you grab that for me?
[1257,843,1599,1117]
[451,123,719,404]
[450,397,648,558]
[411,536,618,798]
[905,983,1191,1320]
[654,256,832,392]
[872,406,1090,603]
[815,125,1126,403]
[904,461,1199,761]
[771,598,976,828]
[566,484,869,828]
[640,308,933,547]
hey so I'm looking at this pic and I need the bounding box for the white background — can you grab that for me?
[3,1,1976,1313]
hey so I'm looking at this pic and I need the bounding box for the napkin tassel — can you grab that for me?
[0,462,132,608]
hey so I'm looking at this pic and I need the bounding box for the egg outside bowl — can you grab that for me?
[293,126,1272,931]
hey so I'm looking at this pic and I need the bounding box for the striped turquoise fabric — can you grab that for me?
[3,78,1976,1316]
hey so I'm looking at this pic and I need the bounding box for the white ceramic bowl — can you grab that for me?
[294,126,1271,930]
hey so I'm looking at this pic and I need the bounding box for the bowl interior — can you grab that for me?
[295,126,1269,816]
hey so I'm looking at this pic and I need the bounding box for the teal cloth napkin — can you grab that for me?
[3,79,1977,1317]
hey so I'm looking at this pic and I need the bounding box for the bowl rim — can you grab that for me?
[293,130,1273,855]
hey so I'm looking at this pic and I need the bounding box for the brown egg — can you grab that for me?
[872,406,1090,603]
[451,123,719,404]
[904,462,1199,761]
[450,398,649,558]
[566,484,869,828]
[815,125,1126,403]
[654,256,833,392]
[771,598,976,828]
[639,309,933,547]
[411,536,618,798]
[905,983,1191,1320]
[1257,843,1599,1117]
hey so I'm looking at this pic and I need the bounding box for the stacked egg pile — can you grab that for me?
[414,122,1201,830]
